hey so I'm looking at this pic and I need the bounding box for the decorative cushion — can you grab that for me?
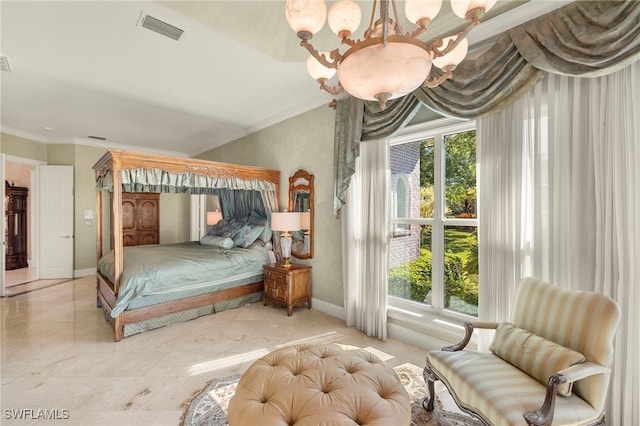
[238,223,265,248]
[248,210,272,242]
[489,322,586,396]
[199,235,234,249]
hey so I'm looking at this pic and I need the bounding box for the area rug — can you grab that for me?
[181,362,481,426]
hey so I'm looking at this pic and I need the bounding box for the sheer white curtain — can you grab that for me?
[342,139,390,339]
[478,61,639,425]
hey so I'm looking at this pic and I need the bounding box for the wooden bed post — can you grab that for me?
[111,159,124,342]
[95,189,103,308]
[111,158,123,295]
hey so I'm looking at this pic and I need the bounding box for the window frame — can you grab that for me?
[387,117,478,326]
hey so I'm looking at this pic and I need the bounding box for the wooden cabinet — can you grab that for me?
[5,181,29,270]
[263,263,312,316]
[122,192,159,247]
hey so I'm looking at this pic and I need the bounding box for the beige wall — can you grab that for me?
[159,193,191,244]
[195,105,345,308]
[1,133,48,162]
[1,134,192,273]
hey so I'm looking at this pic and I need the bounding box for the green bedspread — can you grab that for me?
[98,241,270,317]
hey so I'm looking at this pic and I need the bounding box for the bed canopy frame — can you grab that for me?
[93,149,280,341]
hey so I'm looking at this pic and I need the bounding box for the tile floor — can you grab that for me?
[3,267,70,297]
[4,267,38,286]
[1,276,430,425]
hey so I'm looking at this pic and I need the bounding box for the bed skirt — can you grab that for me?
[102,291,264,338]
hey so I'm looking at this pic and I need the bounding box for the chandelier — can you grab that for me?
[285,0,497,109]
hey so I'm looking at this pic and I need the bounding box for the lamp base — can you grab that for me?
[279,233,293,268]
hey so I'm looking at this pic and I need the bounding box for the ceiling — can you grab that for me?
[0,1,570,157]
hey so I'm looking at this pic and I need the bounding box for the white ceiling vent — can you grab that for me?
[137,11,183,41]
[0,55,12,72]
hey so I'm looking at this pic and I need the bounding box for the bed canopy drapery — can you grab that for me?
[94,149,280,286]
[96,167,278,219]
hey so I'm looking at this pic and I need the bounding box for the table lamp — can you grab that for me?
[270,211,301,267]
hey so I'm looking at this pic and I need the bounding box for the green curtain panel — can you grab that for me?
[333,0,640,214]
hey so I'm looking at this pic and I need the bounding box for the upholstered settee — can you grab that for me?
[423,277,621,426]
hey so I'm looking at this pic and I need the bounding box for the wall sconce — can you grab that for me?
[270,211,301,267]
[207,210,223,226]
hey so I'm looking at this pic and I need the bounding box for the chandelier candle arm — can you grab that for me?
[301,39,340,69]
[430,24,474,60]
[318,79,345,96]
[423,67,453,88]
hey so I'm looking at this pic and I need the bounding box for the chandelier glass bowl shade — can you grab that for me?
[285,0,497,109]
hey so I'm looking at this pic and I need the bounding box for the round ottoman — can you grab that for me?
[227,343,410,425]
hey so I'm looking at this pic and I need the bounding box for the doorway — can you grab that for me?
[4,157,38,286]
[1,155,68,296]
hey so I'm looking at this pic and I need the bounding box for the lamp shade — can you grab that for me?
[450,0,497,20]
[286,0,327,35]
[206,210,223,225]
[405,0,442,24]
[328,0,361,37]
[271,212,301,232]
[338,39,432,101]
[300,210,311,230]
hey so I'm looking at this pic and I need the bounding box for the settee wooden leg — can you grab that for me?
[422,365,437,411]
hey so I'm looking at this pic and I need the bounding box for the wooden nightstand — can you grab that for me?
[263,263,312,316]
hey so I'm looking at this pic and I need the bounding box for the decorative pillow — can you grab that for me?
[489,322,586,396]
[237,223,265,248]
[248,211,272,242]
[206,218,233,237]
[199,235,234,249]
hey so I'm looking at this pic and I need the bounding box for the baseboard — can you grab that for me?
[311,298,452,352]
[74,268,96,278]
[311,298,345,320]
[387,321,450,352]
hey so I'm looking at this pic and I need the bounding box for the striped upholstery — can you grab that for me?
[428,351,600,426]
[426,277,622,426]
[511,278,621,412]
[489,322,585,396]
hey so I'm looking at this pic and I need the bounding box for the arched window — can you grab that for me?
[393,175,410,236]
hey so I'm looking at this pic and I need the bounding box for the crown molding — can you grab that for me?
[1,127,186,158]
[1,126,49,143]
[189,94,330,157]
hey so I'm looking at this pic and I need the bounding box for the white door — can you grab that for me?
[38,165,74,279]
[0,154,6,295]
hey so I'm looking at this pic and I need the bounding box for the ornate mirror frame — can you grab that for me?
[288,169,314,259]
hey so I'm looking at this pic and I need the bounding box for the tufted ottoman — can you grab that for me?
[227,343,411,425]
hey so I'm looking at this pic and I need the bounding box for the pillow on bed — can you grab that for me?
[199,235,234,249]
[236,223,265,248]
[248,211,272,242]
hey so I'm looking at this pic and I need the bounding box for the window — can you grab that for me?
[392,175,411,236]
[388,121,478,318]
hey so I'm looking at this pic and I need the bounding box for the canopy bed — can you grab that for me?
[93,150,280,341]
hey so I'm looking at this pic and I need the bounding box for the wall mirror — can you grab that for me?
[288,169,314,259]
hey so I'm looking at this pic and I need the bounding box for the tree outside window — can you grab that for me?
[389,127,478,317]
